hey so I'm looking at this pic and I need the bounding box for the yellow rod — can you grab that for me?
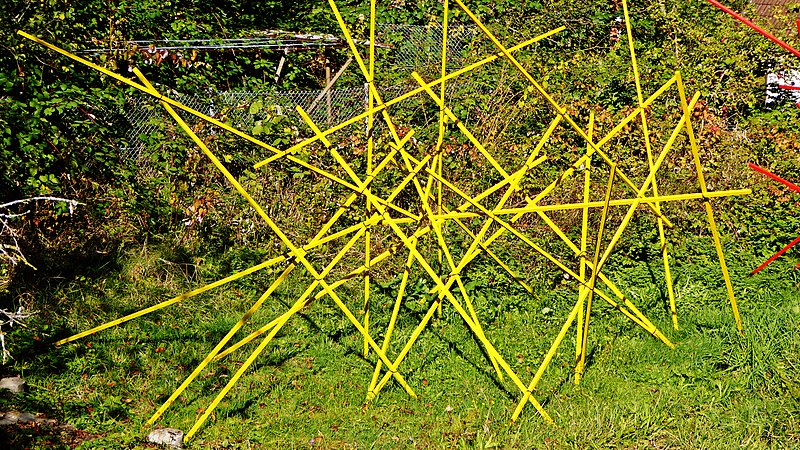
[435,0,450,303]
[514,295,585,420]
[575,112,593,383]
[622,0,677,330]
[487,189,751,215]
[367,250,416,397]
[675,72,743,333]
[54,255,282,345]
[148,264,295,426]
[578,165,617,380]
[364,0,377,359]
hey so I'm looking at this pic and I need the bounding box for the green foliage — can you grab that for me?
[2,0,800,446]
[1,245,798,448]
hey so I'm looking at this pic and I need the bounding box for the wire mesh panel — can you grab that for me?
[376,23,477,70]
[220,87,369,128]
[121,81,483,176]
[122,92,209,160]
[106,23,479,175]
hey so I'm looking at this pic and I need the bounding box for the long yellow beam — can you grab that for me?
[426,189,751,218]
[675,72,743,332]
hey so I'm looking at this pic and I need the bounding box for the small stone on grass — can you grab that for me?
[0,377,26,394]
[147,427,184,448]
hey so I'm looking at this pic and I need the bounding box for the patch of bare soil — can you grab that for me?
[0,411,97,449]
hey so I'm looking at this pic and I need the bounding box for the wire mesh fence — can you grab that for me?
[120,82,481,175]
[376,23,478,70]
[112,23,480,176]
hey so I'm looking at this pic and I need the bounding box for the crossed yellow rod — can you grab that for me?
[405,67,691,336]
[377,81,747,408]
[295,2,530,387]
[213,153,436,362]
[450,0,676,230]
[130,72,424,439]
[406,82,694,323]
[575,112,594,383]
[15,31,425,222]
[213,124,554,417]
[130,73,692,428]
[217,129,549,378]
[453,0,744,333]
[91,12,558,427]
[307,49,675,400]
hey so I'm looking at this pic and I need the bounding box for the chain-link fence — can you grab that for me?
[377,23,477,70]
[121,82,480,174]
[114,24,480,175]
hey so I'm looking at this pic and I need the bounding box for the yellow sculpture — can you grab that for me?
[18,0,750,440]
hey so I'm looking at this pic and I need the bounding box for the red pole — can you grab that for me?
[752,234,800,275]
[748,162,800,194]
[707,0,800,59]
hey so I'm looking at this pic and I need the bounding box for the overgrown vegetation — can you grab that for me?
[1,0,800,448]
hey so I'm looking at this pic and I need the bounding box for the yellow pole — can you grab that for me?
[514,296,584,420]
[622,0,677,330]
[578,165,617,382]
[363,0,378,358]
[575,112,593,384]
[436,0,450,318]
[675,72,743,333]
[54,255,282,345]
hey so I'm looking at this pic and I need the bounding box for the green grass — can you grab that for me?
[2,243,799,449]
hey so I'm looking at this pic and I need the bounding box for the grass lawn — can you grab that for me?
[1,242,799,449]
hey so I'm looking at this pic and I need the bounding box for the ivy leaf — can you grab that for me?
[249,100,263,115]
